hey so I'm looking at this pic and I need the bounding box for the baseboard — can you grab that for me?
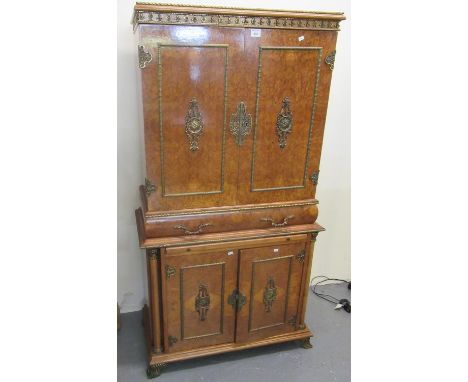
[120,303,144,314]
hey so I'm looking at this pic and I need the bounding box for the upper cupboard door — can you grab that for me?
[139,25,243,211]
[236,29,338,205]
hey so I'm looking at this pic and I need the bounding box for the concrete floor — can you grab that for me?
[118,283,350,382]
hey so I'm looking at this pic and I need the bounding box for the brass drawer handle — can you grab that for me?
[173,223,213,235]
[260,215,294,227]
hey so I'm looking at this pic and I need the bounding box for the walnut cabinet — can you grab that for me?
[132,2,345,378]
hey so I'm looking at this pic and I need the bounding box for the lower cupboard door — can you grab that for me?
[236,242,307,343]
[162,249,237,352]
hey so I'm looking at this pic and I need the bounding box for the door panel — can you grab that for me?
[237,29,338,204]
[162,248,237,352]
[251,47,320,191]
[236,242,307,343]
[159,44,228,196]
[139,25,243,212]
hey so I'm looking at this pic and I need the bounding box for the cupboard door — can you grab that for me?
[139,25,243,212]
[161,248,237,352]
[236,242,307,343]
[236,29,338,205]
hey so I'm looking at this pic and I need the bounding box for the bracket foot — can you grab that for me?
[299,337,313,349]
[146,363,166,379]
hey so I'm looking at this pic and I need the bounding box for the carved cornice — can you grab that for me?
[133,3,345,31]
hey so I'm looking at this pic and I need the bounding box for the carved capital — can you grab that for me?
[147,248,159,260]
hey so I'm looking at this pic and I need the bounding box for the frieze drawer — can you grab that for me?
[141,203,318,239]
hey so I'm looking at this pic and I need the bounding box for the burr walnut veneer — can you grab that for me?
[132,3,345,378]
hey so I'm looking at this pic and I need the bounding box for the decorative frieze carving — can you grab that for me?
[134,11,341,31]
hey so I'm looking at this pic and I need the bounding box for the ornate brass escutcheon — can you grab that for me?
[263,276,277,312]
[185,98,204,151]
[276,97,293,149]
[228,289,247,312]
[230,101,252,146]
[195,284,211,321]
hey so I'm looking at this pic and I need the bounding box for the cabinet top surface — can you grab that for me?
[133,2,346,30]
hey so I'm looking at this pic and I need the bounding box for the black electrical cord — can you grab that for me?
[311,275,351,313]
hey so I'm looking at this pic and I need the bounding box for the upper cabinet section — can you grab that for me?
[135,3,345,214]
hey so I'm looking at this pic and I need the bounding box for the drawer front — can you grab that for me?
[161,249,238,353]
[144,204,318,238]
[235,241,308,343]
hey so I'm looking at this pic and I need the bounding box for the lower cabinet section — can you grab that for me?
[144,232,319,374]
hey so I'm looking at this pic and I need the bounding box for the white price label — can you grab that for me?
[298,35,305,41]
[251,29,261,37]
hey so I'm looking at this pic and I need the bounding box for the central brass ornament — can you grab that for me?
[276,98,293,149]
[185,98,204,151]
[230,101,252,146]
[263,276,277,312]
[195,284,211,321]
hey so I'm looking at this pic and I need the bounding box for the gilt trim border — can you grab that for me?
[145,200,318,219]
